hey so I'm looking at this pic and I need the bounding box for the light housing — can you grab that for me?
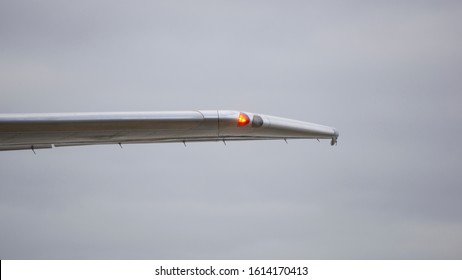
[237,112,250,126]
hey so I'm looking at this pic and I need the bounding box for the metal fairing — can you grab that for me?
[0,110,339,151]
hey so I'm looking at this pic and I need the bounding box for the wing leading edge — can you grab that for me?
[0,110,339,151]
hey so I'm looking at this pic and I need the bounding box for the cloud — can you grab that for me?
[1,0,462,259]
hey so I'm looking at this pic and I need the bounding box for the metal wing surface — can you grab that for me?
[0,110,339,151]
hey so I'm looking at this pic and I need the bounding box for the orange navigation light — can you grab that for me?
[237,112,250,126]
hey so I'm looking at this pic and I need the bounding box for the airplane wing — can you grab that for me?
[0,110,339,151]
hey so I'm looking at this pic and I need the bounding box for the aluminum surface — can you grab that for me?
[0,110,339,151]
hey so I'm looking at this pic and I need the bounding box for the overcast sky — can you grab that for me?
[1,0,461,259]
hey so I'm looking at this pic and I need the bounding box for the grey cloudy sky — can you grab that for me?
[1,0,462,259]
